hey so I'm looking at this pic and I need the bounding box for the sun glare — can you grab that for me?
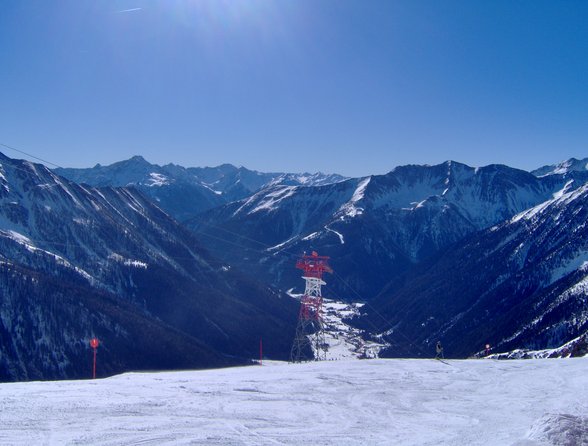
[171,0,273,30]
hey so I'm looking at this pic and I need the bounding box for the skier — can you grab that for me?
[435,341,444,359]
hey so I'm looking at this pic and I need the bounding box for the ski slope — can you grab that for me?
[0,358,586,445]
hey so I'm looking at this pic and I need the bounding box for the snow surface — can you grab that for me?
[0,358,586,445]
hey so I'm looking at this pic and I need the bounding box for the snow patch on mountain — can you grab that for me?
[108,253,148,269]
[554,161,575,175]
[0,166,9,192]
[552,179,575,199]
[0,229,95,282]
[532,157,588,177]
[566,271,588,296]
[325,225,345,244]
[145,172,170,187]
[512,183,588,223]
[251,189,296,213]
[200,183,223,195]
[2,229,32,246]
[266,236,298,252]
[337,177,370,218]
[235,185,298,215]
[550,252,588,284]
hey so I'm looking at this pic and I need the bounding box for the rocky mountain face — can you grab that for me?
[55,157,347,222]
[0,152,298,382]
[189,161,582,300]
[360,183,588,358]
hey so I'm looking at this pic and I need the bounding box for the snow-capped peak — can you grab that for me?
[532,157,588,177]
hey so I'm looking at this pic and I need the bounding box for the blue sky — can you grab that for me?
[1,1,587,177]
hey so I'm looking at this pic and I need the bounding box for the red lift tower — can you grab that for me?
[290,251,333,362]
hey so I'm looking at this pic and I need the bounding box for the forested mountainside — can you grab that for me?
[0,152,298,381]
[360,183,588,358]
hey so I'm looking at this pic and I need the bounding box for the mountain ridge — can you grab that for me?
[55,157,348,221]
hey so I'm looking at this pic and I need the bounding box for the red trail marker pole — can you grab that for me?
[90,338,100,379]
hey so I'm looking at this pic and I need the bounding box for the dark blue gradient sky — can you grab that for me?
[1,1,586,176]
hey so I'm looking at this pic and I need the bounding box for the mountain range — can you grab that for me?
[55,157,346,222]
[2,152,588,381]
[188,160,588,300]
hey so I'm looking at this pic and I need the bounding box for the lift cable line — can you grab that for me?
[0,142,62,168]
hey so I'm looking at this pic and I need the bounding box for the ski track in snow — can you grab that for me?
[0,358,586,445]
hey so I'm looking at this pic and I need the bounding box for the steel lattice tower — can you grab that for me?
[290,251,333,362]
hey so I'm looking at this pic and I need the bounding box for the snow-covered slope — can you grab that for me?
[1,358,586,445]
[0,152,298,381]
[190,161,579,299]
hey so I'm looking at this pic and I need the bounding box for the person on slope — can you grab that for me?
[435,341,444,359]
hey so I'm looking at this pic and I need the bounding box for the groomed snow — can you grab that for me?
[1,358,586,445]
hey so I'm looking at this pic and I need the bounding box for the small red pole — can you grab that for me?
[259,337,263,366]
[93,348,97,379]
[90,338,100,379]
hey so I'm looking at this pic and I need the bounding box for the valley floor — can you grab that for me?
[0,358,586,445]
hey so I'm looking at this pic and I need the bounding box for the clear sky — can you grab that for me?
[1,1,587,177]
